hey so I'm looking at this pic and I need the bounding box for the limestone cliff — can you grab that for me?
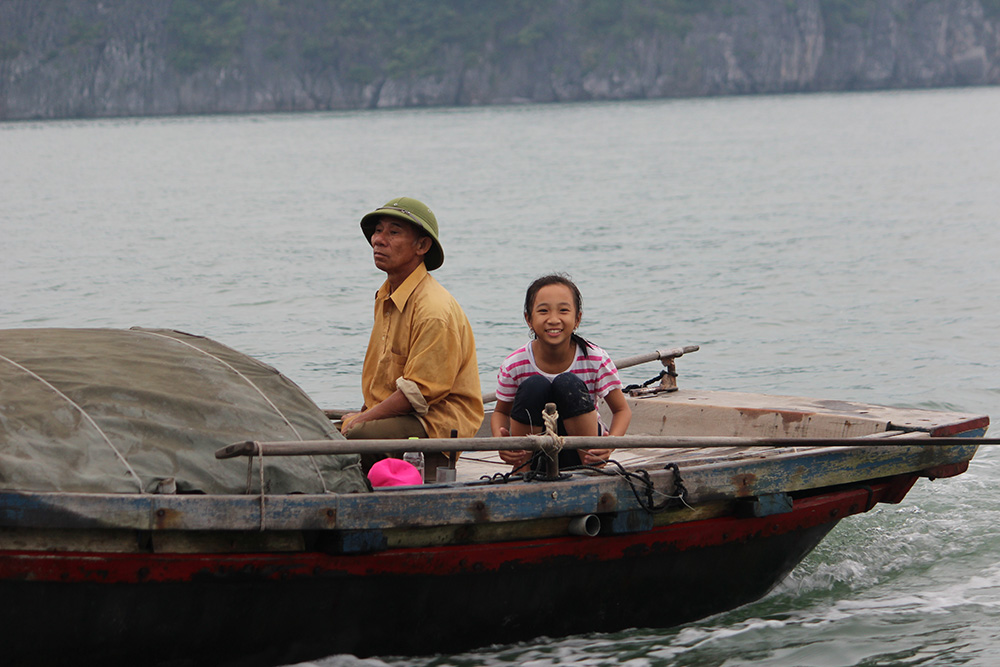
[1,0,997,120]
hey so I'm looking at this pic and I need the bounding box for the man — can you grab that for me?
[341,197,483,481]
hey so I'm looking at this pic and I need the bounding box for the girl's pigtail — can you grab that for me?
[571,333,594,356]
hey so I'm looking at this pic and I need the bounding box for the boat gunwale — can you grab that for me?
[0,477,918,584]
[0,439,981,533]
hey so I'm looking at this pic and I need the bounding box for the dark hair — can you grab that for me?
[523,274,592,352]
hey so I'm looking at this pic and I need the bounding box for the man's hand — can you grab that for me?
[341,391,414,436]
[339,411,362,434]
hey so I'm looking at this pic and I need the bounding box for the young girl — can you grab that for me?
[491,274,631,472]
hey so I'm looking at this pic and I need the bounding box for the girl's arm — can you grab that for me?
[490,400,512,436]
[604,388,631,436]
[579,388,631,465]
[492,400,533,470]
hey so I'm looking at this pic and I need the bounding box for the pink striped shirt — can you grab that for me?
[495,342,622,407]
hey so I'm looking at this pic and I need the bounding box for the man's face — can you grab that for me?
[370,217,429,275]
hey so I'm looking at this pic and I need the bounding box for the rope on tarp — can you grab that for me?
[244,441,267,531]
[0,353,145,492]
[136,329,331,494]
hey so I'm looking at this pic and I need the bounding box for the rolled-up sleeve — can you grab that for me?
[399,315,465,410]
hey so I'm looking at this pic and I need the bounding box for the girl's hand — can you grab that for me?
[580,448,613,466]
[499,448,532,471]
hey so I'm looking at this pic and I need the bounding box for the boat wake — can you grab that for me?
[296,526,1000,667]
[339,562,1000,667]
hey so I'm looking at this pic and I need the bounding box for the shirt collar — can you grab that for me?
[379,262,429,311]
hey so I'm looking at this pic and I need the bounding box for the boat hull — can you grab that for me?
[1,475,915,667]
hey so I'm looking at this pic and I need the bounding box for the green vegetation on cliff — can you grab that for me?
[162,0,712,79]
[164,0,994,80]
[818,0,879,33]
[166,0,249,72]
[32,0,989,82]
[3,0,996,120]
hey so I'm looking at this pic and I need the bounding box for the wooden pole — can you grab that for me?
[215,433,997,460]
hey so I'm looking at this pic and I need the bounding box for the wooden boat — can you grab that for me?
[0,329,991,667]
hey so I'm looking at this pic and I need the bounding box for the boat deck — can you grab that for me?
[454,446,765,482]
[453,388,989,483]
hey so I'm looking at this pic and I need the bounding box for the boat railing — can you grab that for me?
[217,432,996,460]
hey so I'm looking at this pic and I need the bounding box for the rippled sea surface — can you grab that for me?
[3,86,1000,666]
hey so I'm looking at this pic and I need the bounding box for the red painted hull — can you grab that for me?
[1,475,917,666]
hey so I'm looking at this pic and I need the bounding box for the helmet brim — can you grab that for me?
[360,208,444,271]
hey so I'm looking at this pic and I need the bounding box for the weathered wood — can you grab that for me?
[616,389,989,437]
[151,531,305,554]
[2,440,981,533]
[215,432,998,459]
[0,526,141,553]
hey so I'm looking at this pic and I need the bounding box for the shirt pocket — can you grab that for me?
[389,351,407,380]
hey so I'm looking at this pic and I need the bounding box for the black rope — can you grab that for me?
[479,450,540,483]
[559,459,689,514]
[622,369,676,393]
[479,471,522,483]
[481,455,689,514]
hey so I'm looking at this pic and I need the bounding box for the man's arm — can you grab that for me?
[341,390,413,434]
[400,314,468,407]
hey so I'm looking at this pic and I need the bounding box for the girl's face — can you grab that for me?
[526,283,582,349]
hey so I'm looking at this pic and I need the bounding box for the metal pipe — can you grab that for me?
[568,514,601,537]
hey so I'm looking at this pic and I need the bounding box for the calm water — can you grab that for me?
[3,87,1000,666]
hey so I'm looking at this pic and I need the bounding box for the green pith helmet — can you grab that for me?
[360,196,444,271]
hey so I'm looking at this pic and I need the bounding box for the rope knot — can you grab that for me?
[529,402,564,461]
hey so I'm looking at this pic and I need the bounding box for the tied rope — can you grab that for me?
[528,403,564,463]
[245,443,267,531]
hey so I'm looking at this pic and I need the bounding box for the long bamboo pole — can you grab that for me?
[215,434,997,460]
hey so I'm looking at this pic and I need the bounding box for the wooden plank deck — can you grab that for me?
[614,389,986,437]
[462,388,988,483]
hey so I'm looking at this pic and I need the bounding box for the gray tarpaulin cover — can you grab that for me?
[0,328,368,495]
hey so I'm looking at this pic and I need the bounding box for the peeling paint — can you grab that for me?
[153,507,182,530]
[730,473,758,497]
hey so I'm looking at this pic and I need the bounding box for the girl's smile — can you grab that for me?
[527,283,581,354]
